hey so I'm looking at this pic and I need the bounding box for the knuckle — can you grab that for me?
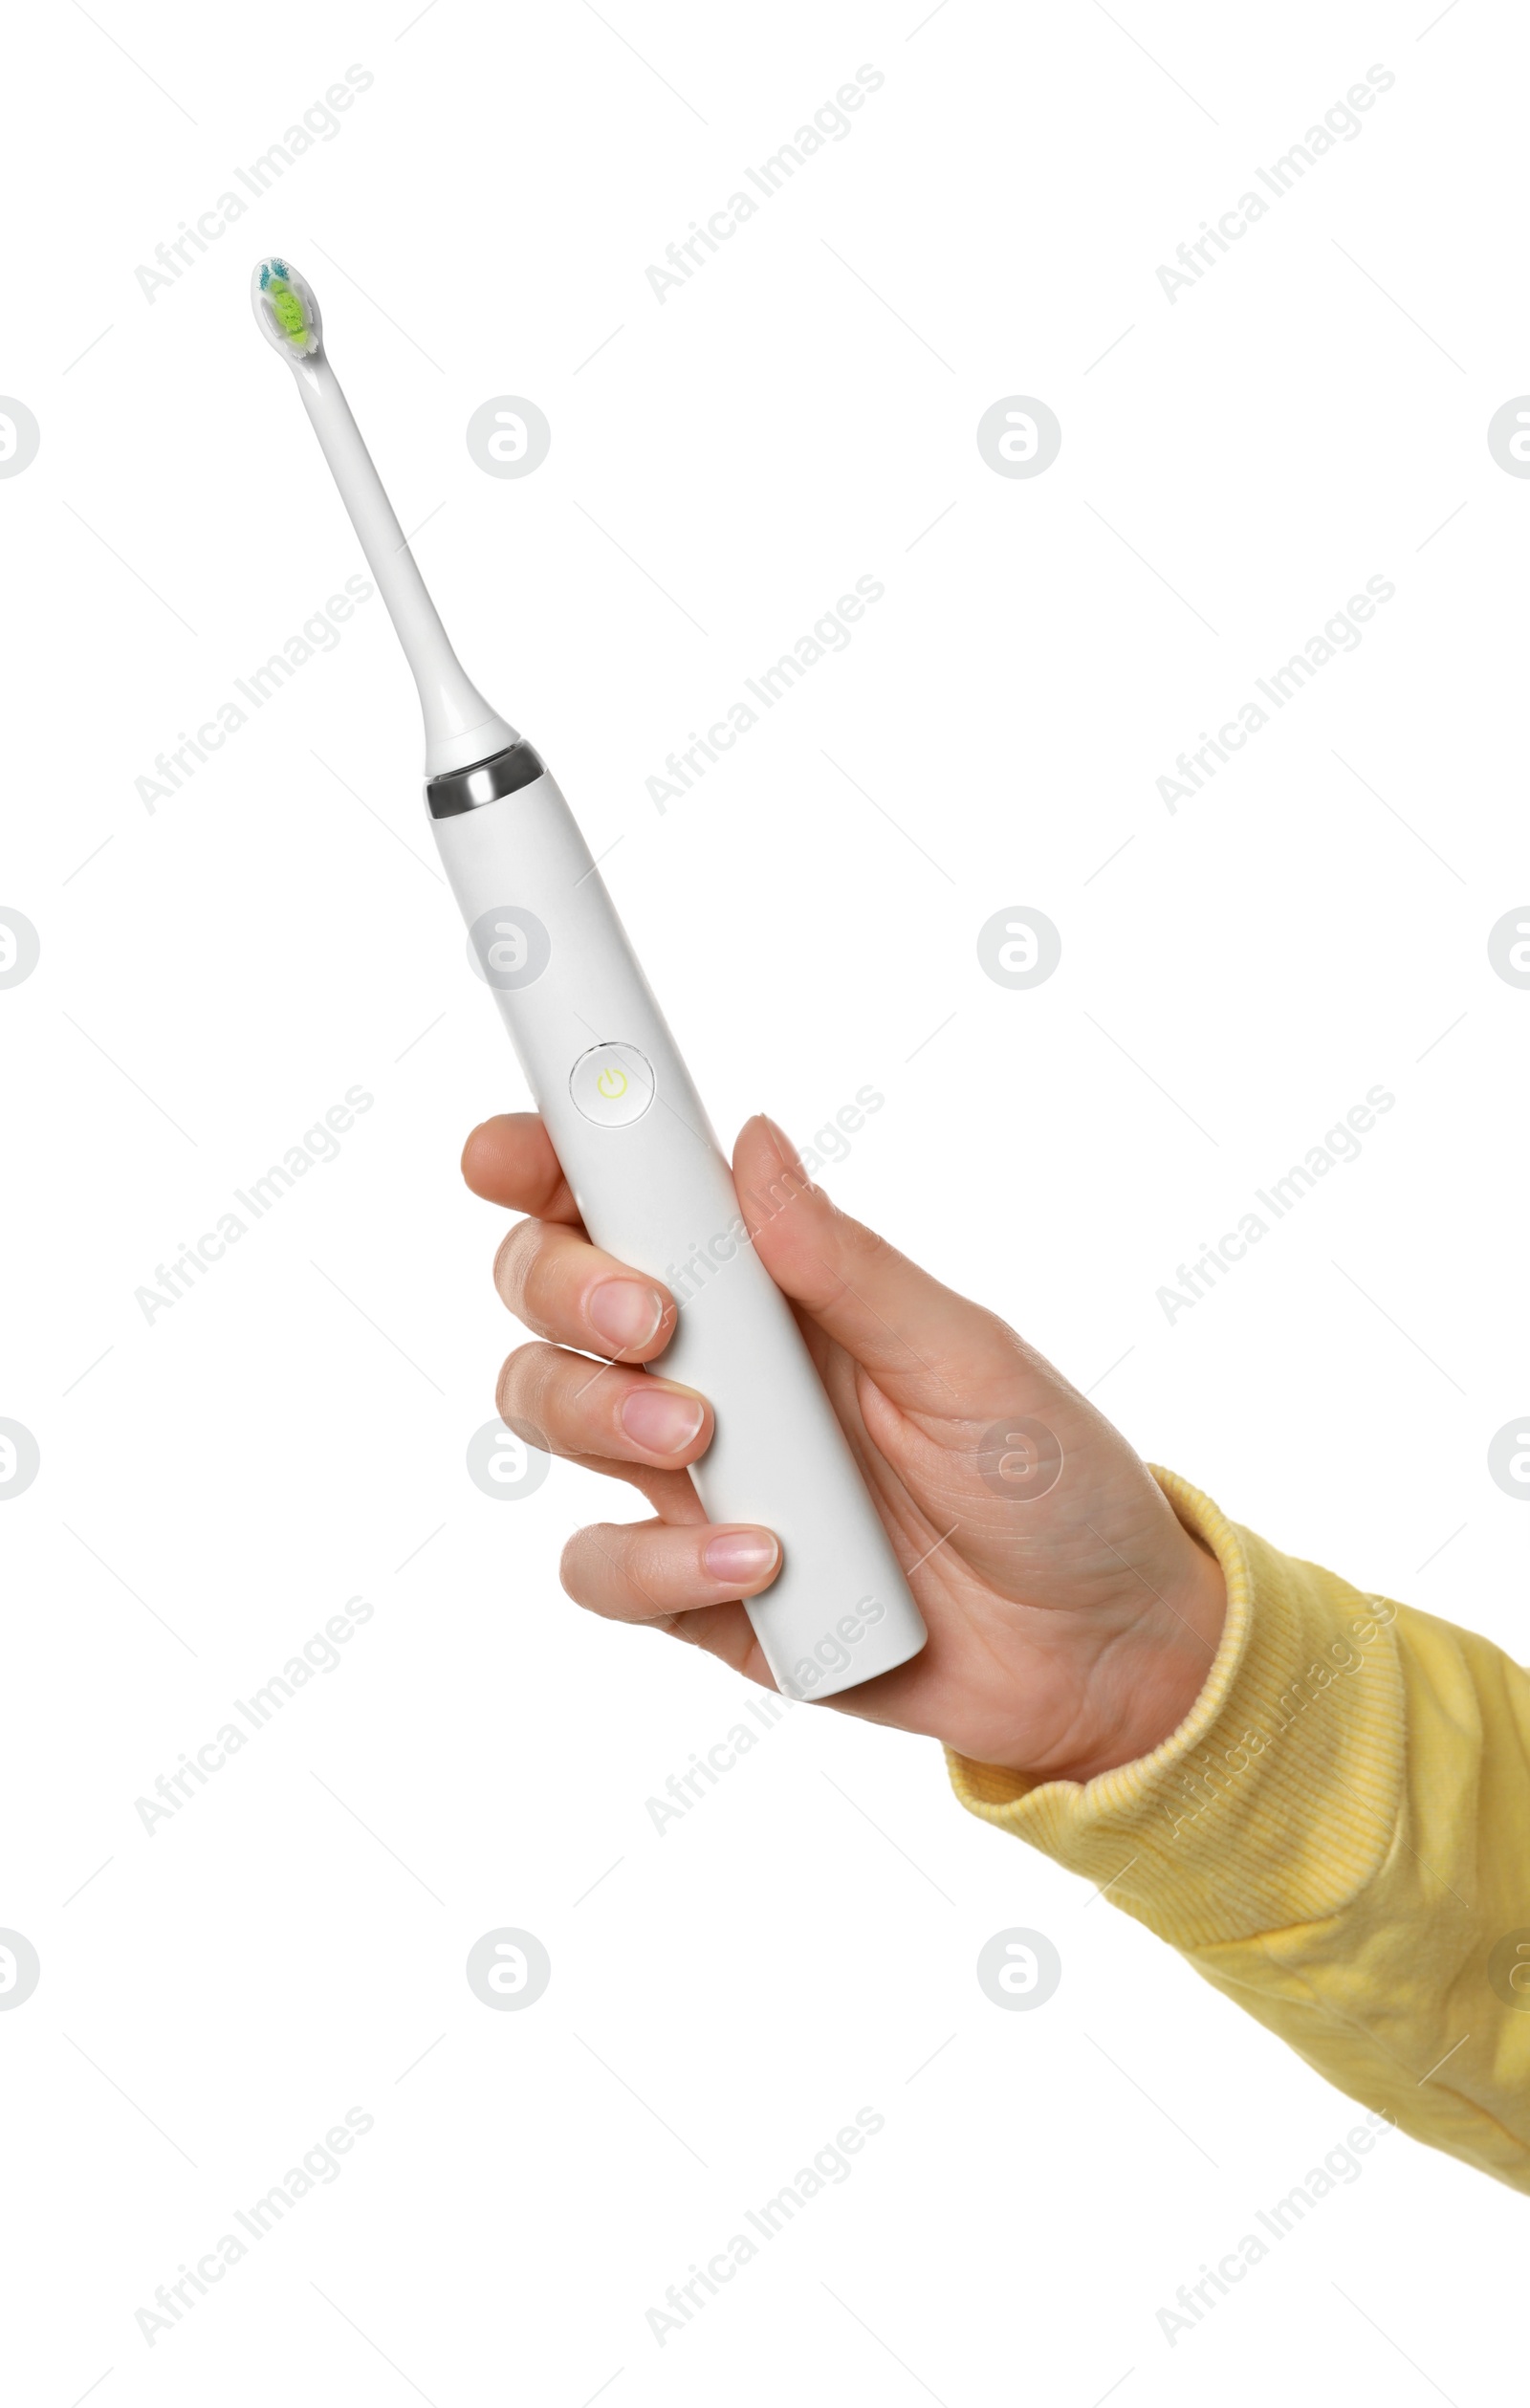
[497,1220,581,1337]
[755,1161,814,1220]
[800,1206,890,1313]
[558,1527,594,1602]
[492,1217,542,1320]
[559,1522,636,1620]
[982,1307,1050,1382]
[833,1205,889,1268]
[494,1341,557,1447]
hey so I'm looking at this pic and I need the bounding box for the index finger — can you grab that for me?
[462,1112,583,1228]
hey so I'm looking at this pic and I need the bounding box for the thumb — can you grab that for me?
[732,1113,1041,1426]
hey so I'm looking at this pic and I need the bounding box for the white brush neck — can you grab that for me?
[292,355,518,778]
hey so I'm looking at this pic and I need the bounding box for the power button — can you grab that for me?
[569,1041,655,1127]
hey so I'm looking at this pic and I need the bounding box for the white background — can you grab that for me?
[2,0,1525,2399]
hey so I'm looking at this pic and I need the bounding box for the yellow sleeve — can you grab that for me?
[947,1468,1530,2192]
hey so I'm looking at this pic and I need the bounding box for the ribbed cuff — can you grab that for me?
[946,1470,1408,1950]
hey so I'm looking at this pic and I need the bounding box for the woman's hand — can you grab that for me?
[462,1110,1226,1783]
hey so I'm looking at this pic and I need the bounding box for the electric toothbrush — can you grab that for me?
[251,257,928,1703]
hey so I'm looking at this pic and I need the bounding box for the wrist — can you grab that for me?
[1094,1531,1228,1777]
[1004,1527,1229,1787]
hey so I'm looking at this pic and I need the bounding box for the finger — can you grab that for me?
[462,1112,582,1227]
[493,1217,677,1365]
[732,1112,1054,1419]
[561,1518,781,1626]
[497,1342,712,1473]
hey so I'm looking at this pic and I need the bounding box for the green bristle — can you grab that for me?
[269,280,308,345]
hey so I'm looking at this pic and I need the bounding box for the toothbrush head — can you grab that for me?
[251,257,321,360]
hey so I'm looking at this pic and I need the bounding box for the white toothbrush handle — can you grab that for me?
[430,755,928,1701]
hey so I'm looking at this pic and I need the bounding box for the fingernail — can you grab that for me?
[703,1528,779,1586]
[588,1279,666,1351]
[620,1384,704,1456]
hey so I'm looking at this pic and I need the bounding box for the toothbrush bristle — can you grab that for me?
[271,284,308,342]
[251,256,321,359]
